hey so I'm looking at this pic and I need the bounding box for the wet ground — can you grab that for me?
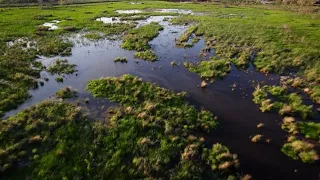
[4,12,320,180]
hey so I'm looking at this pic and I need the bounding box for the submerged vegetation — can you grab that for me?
[184,58,230,81]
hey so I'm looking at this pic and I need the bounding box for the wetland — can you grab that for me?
[0,1,320,179]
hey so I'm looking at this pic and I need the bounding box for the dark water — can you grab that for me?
[4,16,320,180]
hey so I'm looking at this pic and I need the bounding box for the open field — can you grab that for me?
[0,1,320,179]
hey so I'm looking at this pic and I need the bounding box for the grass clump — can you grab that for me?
[55,77,63,83]
[47,59,77,75]
[281,140,319,163]
[176,25,199,48]
[281,117,320,163]
[202,143,239,172]
[252,85,313,119]
[86,74,243,179]
[250,134,263,143]
[113,57,127,63]
[184,58,230,81]
[55,87,77,99]
[134,50,157,61]
[282,117,320,141]
[298,122,320,141]
[121,22,163,51]
[37,37,73,57]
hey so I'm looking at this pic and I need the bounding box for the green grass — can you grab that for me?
[55,76,63,82]
[184,58,231,81]
[82,32,104,40]
[298,122,320,141]
[0,1,319,117]
[281,140,319,163]
[281,117,320,163]
[252,85,313,119]
[113,56,127,63]
[171,4,320,78]
[55,87,77,99]
[121,22,163,51]
[0,74,246,179]
[176,25,199,48]
[134,50,157,61]
[202,143,240,172]
[0,87,245,179]
[47,59,77,75]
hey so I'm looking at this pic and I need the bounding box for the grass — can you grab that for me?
[281,117,320,163]
[281,139,319,163]
[113,56,127,63]
[47,59,77,75]
[37,37,73,57]
[252,85,313,119]
[121,22,163,51]
[0,74,246,179]
[250,134,263,143]
[171,4,320,77]
[55,87,77,99]
[0,1,318,118]
[281,77,320,105]
[134,50,157,61]
[202,143,240,172]
[176,25,199,48]
[184,58,231,81]
[298,122,320,141]
[55,76,63,82]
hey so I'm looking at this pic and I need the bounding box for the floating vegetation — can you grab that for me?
[55,87,77,99]
[170,60,177,66]
[184,58,231,81]
[250,134,263,143]
[55,77,64,83]
[121,22,163,51]
[47,59,77,75]
[252,85,313,119]
[134,50,157,61]
[114,57,128,63]
[257,123,264,128]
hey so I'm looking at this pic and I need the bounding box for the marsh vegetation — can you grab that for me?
[0,1,320,179]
